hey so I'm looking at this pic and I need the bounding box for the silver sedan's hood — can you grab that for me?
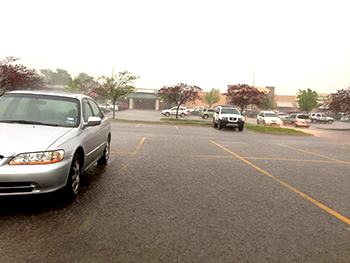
[0,123,73,157]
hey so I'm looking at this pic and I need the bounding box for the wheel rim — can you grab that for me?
[71,159,80,194]
[105,139,110,162]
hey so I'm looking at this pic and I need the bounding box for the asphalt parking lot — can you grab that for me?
[2,109,350,262]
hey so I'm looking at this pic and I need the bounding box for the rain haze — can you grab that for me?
[1,0,349,95]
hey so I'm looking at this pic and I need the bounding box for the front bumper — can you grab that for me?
[220,119,244,127]
[0,156,73,195]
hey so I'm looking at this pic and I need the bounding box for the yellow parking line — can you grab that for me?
[211,140,350,226]
[175,125,179,130]
[135,124,141,128]
[122,137,146,170]
[277,143,350,165]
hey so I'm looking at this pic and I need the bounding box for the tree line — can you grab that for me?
[1,56,349,118]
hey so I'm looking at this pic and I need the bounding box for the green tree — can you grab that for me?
[226,84,265,113]
[158,83,203,119]
[259,93,275,110]
[296,88,321,113]
[203,88,221,108]
[66,73,101,96]
[99,70,139,118]
[40,68,71,85]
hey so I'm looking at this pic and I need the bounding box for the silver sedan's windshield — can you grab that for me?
[0,94,80,127]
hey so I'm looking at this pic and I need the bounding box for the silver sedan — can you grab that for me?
[0,90,111,197]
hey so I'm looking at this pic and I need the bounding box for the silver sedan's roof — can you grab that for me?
[5,90,90,100]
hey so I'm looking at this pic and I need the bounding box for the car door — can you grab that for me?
[82,99,104,166]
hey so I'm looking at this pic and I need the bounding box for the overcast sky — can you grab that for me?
[1,0,349,95]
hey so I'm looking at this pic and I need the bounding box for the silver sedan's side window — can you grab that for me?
[83,100,94,122]
[88,99,104,118]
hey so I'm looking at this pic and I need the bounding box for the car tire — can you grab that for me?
[238,124,244,132]
[180,113,185,117]
[328,120,333,124]
[217,121,222,130]
[165,112,170,117]
[203,114,208,119]
[213,119,218,128]
[257,119,259,125]
[65,153,81,196]
[97,136,110,165]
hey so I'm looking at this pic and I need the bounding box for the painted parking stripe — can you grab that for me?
[122,137,146,170]
[277,143,350,165]
[211,140,350,226]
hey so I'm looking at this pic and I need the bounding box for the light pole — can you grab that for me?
[253,66,256,87]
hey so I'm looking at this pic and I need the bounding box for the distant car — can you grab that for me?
[340,115,350,122]
[277,112,288,121]
[283,113,311,127]
[257,111,281,126]
[116,102,128,110]
[201,108,216,119]
[0,90,111,197]
[188,106,203,114]
[191,106,204,115]
[310,113,334,124]
[99,103,115,112]
[161,106,188,117]
[213,106,244,131]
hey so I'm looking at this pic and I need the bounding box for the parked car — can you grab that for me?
[247,110,259,118]
[161,106,188,117]
[340,115,350,122]
[116,102,128,110]
[201,108,216,119]
[310,113,334,124]
[257,111,282,126]
[99,103,116,112]
[191,106,204,115]
[213,106,244,131]
[283,113,311,127]
[326,112,342,121]
[0,90,111,197]
[277,112,288,121]
[188,106,203,114]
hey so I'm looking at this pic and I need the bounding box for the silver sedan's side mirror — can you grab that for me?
[83,116,102,128]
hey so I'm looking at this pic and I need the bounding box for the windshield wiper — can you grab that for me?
[0,120,59,126]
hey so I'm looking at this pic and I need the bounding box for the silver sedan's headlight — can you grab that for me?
[9,150,65,165]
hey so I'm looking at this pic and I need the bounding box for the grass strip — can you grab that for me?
[111,118,308,134]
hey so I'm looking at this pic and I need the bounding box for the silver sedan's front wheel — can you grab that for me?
[98,137,110,165]
[65,153,81,195]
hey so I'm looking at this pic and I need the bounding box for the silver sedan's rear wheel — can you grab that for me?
[165,112,170,117]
